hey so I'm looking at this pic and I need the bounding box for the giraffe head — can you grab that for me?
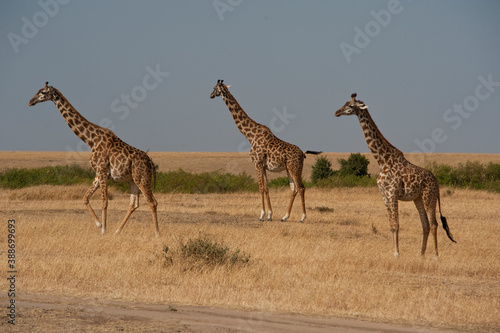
[334,93,368,117]
[29,82,55,106]
[210,79,230,99]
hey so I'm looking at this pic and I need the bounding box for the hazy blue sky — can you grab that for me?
[1,1,499,154]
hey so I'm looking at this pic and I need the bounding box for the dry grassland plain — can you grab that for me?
[1,152,500,332]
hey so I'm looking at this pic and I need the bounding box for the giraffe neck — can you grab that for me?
[357,110,403,168]
[221,90,260,142]
[51,88,99,148]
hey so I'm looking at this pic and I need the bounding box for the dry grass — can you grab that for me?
[3,185,500,332]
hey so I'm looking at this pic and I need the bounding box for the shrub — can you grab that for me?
[311,157,334,183]
[179,236,250,268]
[338,153,370,177]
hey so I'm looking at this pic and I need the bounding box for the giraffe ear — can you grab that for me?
[359,104,368,109]
[226,85,231,88]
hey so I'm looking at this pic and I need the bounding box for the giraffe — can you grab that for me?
[335,93,456,256]
[210,79,310,222]
[29,82,160,237]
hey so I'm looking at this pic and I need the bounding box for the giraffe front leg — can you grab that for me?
[389,203,400,257]
[383,194,400,257]
[115,183,140,236]
[255,165,272,221]
[83,177,101,229]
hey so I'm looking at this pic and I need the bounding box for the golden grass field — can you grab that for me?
[2,152,500,332]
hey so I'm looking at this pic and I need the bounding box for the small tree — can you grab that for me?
[311,156,334,183]
[338,153,370,177]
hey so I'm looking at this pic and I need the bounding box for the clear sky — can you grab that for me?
[1,0,499,154]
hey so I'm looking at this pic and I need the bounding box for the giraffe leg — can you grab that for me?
[115,182,140,236]
[138,183,159,237]
[255,165,272,221]
[414,197,431,256]
[281,171,306,223]
[281,172,296,222]
[425,195,439,257]
[99,179,109,235]
[298,186,306,223]
[382,193,400,257]
[83,177,102,229]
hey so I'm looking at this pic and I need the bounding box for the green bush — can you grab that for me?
[338,153,370,177]
[311,157,334,184]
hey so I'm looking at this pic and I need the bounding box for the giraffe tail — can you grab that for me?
[148,156,157,190]
[438,196,456,243]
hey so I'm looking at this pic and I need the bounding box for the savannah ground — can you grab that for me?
[1,152,499,332]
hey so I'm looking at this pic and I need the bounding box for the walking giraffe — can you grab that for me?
[210,79,314,222]
[29,82,160,236]
[335,93,456,256]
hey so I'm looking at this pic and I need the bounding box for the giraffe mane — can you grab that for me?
[363,109,404,156]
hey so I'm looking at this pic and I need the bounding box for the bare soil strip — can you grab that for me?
[7,294,457,333]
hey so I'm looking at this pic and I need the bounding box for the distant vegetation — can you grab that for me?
[0,165,94,189]
[310,154,376,188]
[1,157,500,193]
[427,161,500,193]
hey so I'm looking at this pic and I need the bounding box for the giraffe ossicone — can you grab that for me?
[335,93,456,256]
[29,82,160,237]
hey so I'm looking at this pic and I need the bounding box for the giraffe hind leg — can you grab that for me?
[281,171,306,223]
[138,183,159,237]
[414,197,432,256]
[83,177,102,229]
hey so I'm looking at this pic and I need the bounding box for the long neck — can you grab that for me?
[357,109,403,167]
[221,90,260,142]
[51,88,100,148]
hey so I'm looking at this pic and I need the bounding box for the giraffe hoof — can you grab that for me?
[258,218,264,222]
[265,218,272,222]
[95,221,102,228]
